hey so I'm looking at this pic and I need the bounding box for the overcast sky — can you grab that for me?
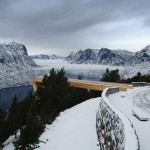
[0,0,150,56]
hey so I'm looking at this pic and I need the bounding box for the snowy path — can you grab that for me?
[36,98,100,150]
[108,87,150,150]
[135,89,150,113]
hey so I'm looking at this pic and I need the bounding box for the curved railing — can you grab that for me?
[96,87,140,150]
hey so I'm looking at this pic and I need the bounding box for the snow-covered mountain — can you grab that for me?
[66,46,150,66]
[96,48,126,66]
[114,49,135,62]
[0,42,37,89]
[30,54,64,60]
[66,48,134,66]
[131,45,150,65]
[66,49,99,64]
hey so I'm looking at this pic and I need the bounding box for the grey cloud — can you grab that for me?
[0,0,150,55]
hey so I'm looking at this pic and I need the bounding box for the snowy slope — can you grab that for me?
[0,42,37,89]
[3,98,100,150]
[36,98,100,150]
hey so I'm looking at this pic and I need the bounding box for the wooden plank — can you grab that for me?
[70,81,102,91]
[32,77,133,92]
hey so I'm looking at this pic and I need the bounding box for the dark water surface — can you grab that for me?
[0,85,34,111]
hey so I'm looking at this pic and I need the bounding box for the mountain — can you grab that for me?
[114,49,135,62]
[66,51,77,61]
[131,45,150,65]
[66,46,150,66]
[66,48,134,66]
[30,54,64,60]
[96,48,126,65]
[0,42,37,89]
[66,49,99,64]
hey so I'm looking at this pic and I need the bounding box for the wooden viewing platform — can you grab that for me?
[33,77,133,92]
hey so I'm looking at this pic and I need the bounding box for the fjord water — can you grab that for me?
[0,85,34,111]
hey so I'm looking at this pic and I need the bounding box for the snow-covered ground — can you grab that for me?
[36,98,100,150]
[2,131,20,150]
[2,135,15,150]
[108,86,150,150]
[3,98,100,150]
[134,89,150,114]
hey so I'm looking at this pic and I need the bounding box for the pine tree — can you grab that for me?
[101,68,120,82]
[78,74,83,80]
[101,68,110,81]
[0,107,5,123]
[0,96,26,146]
[7,95,19,137]
[15,102,43,149]
[136,71,142,81]
[7,95,27,138]
[0,108,6,146]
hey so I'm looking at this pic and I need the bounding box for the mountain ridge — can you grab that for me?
[66,45,150,66]
[0,42,37,89]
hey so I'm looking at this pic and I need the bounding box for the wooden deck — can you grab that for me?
[32,77,133,92]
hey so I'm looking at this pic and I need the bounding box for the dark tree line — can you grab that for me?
[0,68,101,149]
[101,68,150,83]
[120,71,150,83]
[101,68,120,82]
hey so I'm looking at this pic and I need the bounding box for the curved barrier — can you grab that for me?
[96,87,140,150]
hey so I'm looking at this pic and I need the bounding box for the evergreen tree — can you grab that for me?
[77,74,83,80]
[89,90,102,98]
[15,101,43,149]
[0,95,26,147]
[101,68,120,82]
[7,95,19,137]
[0,107,5,123]
[0,107,6,146]
[101,68,110,81]
[120,71,150,83]
[132,71,142,82]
